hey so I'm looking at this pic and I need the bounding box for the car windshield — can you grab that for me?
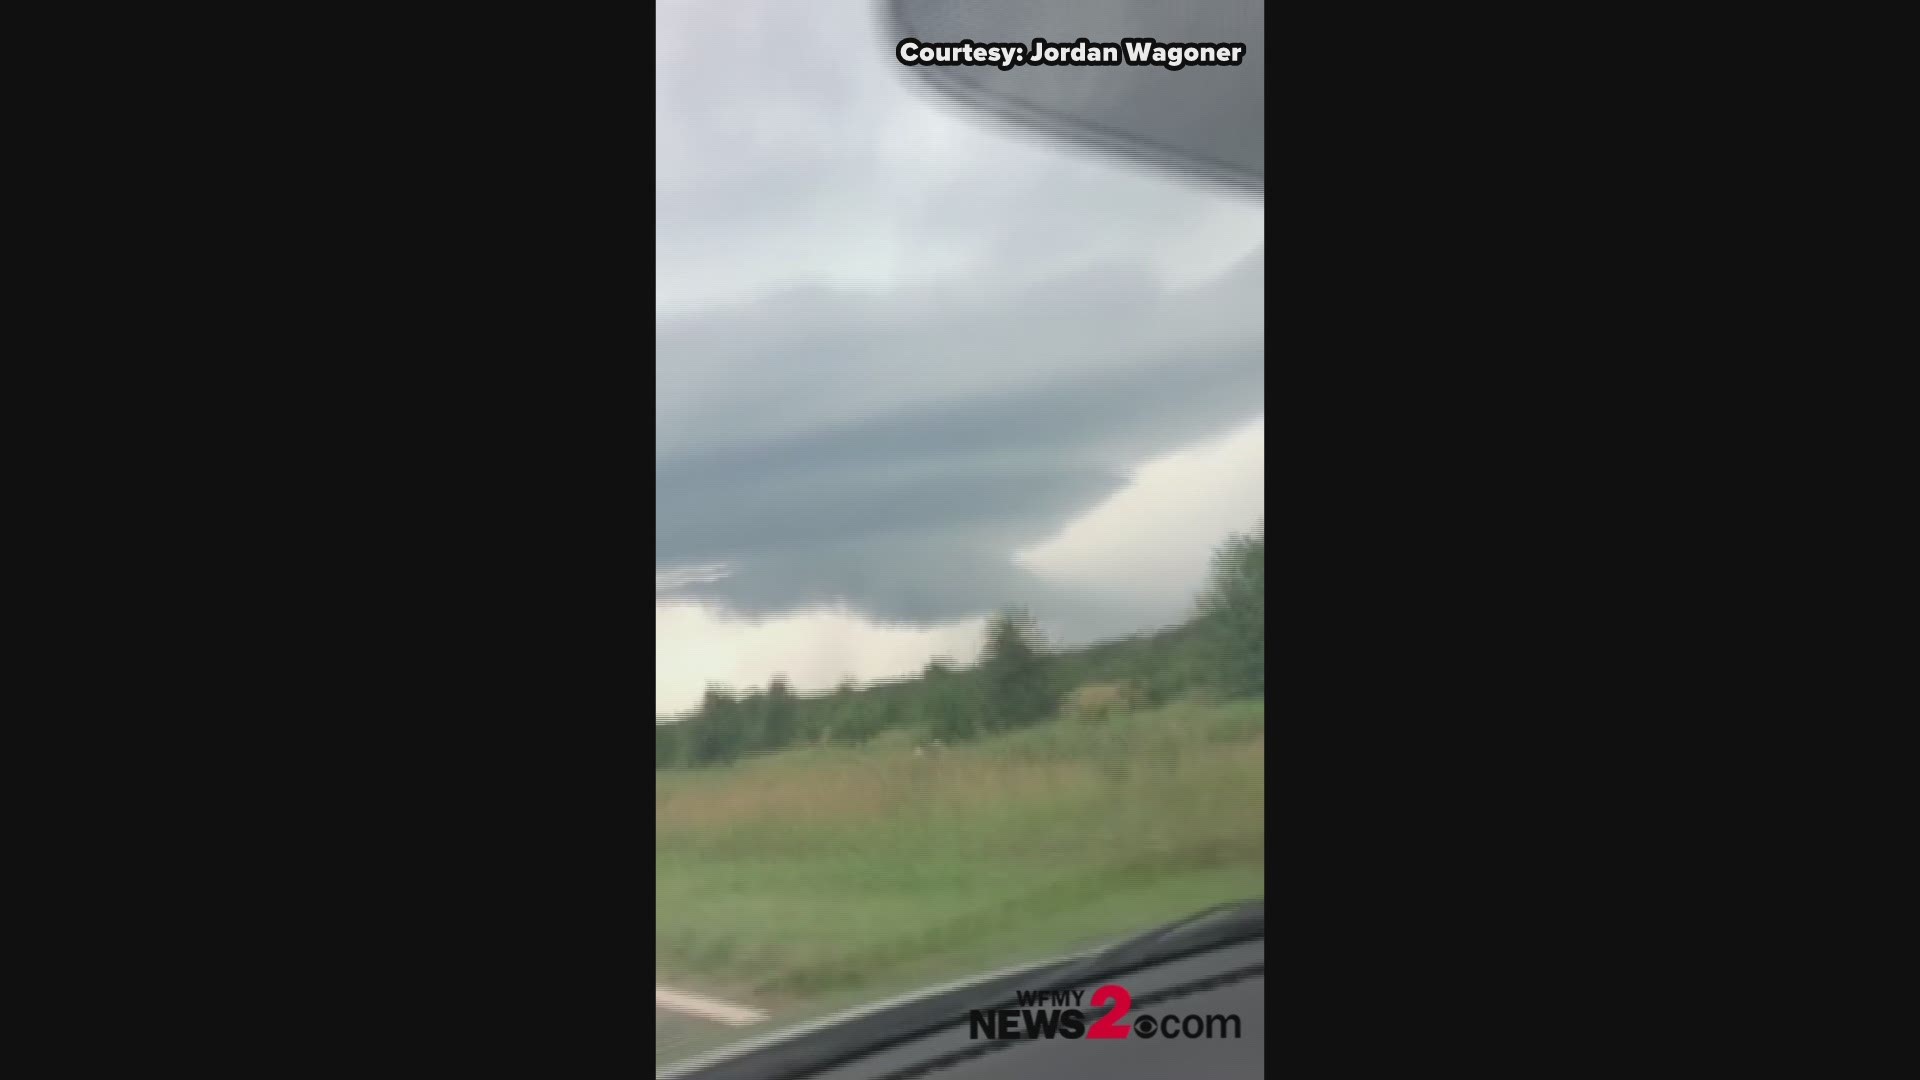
[655,1,1264,1072]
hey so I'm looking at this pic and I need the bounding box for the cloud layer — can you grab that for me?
[655,0,1263,704]
[657,248,1261,638]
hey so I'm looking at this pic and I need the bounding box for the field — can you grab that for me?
[655,697,1264,1064]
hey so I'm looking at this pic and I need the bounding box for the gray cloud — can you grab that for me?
[657,249,1262,641]
[655,0,1263,644]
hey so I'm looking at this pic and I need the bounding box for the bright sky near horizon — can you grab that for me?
[655,0,1263,717]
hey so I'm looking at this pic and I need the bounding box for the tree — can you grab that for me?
[691,686,743,765]
[980,606,1055,730]
[922,659,979,742]
[655,721,687,768]
[1195,522,1264,697]
[762,676,797,750]
[831,692,882,746]
[817,678,858,744]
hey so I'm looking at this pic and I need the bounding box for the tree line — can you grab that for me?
[656,523,1263,768]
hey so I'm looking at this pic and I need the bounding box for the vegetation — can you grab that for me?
[655,524,1265,765]
[1196,523,1264,697]
[656,696,1264,1022]
[655,525,1265,1068]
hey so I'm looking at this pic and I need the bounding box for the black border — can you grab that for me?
[63,2,1828,1075]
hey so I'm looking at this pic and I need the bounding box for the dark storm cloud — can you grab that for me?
[656,249,1263,639]
[655,0,1264,641]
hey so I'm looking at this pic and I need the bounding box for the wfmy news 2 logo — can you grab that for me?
[967,984,1241,1041]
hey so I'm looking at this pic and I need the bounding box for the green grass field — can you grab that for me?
[656,697,1264,1064]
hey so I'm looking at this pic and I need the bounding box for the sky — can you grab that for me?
[656,0,1264,717]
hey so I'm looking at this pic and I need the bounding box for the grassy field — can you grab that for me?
[656,696,1264,1063]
